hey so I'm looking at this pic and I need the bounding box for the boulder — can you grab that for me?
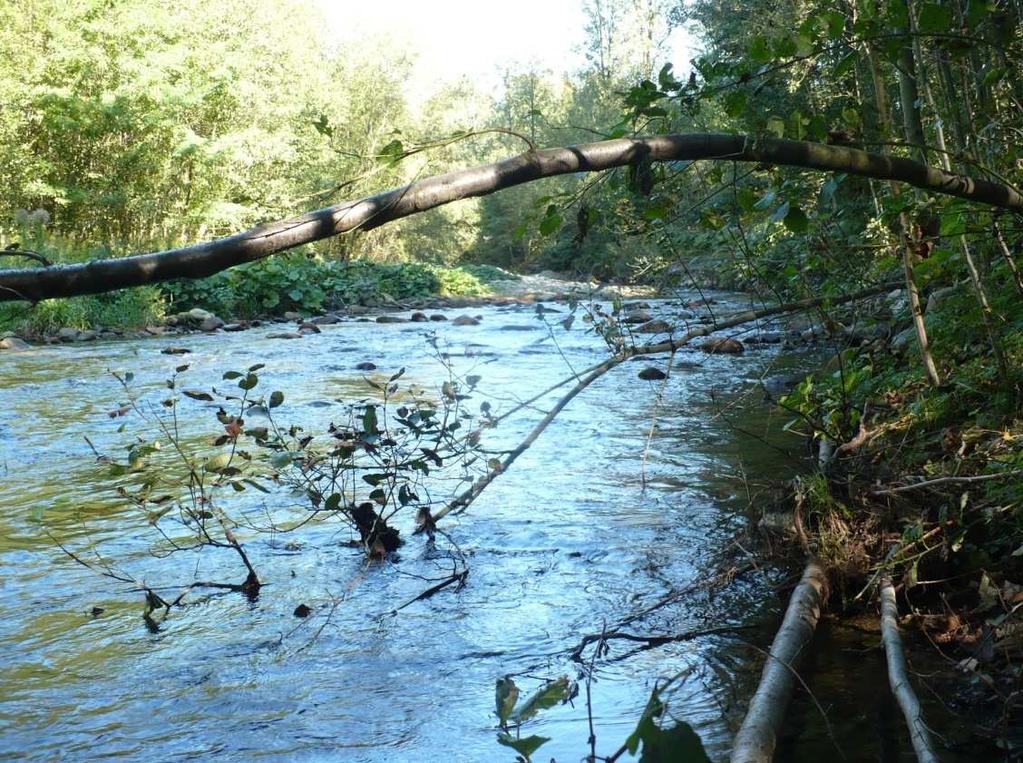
[638,367,667,381]
[186,307,214,322]
[222,323,246,332]
[298,322,321,333]
[266,331,302,339]
[892,325,917,351]
[73,329,97,342]
[745,331,784,345]
[376,315,408,324]
[283,311,303,321]
[634,319,673,334]
[429,314,448,321]
[355,361,377,371]
[622,309,652,324]
[700,337,744,354]
[452,315,481,326]
[410,312,429,322]
[200,316,224,332]
[926,283,962,314]
[309,313,341,325]
[57,327,78,342]
[0,336,30,351]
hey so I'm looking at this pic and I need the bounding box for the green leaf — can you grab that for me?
[511,677,575,723]
[723,90,746,118]
[821,9,846,38]
[238,373,258,391]
[539,206,562,236]
[917,3,952,32]
[223,371,242,380]
[205,453,232,473]
[773,35,797,58]
[362,405,379,435]
[495,677,519,725]
[638,721,712,762]
[783,206,810,232]
[377,138,404,164]
[268,390,284,409]
[748,35,772,64]
[766,116,786,138]
[496,733,550,760]
[834,51,857,77]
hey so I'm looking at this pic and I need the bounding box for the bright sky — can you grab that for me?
[315,0,693,104]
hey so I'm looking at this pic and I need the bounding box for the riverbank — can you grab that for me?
[0,266,660,349]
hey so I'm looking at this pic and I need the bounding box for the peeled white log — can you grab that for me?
[730,559,829,763]
[879,576,941,763]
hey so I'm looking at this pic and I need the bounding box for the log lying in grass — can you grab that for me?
[730,560,829,763]
[879,576,941,763]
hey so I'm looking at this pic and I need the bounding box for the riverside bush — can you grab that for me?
[161,253,498,318]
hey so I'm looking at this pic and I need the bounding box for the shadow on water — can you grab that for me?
[0,295,975,761]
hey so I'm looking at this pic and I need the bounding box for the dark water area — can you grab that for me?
[0,294,972,761]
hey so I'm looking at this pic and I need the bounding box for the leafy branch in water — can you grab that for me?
[56,352,490,626]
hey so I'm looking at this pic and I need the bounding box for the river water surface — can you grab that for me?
[0,294,967,761]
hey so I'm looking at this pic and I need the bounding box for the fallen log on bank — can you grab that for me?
[879,577,941,763]
[730,560,829,763]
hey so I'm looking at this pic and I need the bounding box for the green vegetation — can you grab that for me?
[3,0,1023,754]
[162,256,501,317]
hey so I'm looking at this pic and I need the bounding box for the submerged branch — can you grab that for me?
[730,559,829,763]
[879,577,941,763]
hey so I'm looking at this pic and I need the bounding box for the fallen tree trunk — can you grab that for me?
[879,577,941,763]
[2,132,1020,303]
[730,560,829,763]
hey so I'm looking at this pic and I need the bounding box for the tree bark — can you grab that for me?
[2,133,1021,304]
[879,577,941,763]
[894,1,942,386]
[730,560,829,763]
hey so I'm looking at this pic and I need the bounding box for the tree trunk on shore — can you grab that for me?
[730,560,829,763]
[2,133,1022,304]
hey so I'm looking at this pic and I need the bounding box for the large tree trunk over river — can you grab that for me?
[1,133,1021,304]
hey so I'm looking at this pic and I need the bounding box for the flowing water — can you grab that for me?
[0,294,970,761]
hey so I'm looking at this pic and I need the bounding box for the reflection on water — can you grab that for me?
[0,295,951,761]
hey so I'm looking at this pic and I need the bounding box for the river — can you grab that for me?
[0,293,968,761]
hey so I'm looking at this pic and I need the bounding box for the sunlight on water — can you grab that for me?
[0,295,836,761]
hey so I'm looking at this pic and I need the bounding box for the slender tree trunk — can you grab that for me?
[887,11,942,385]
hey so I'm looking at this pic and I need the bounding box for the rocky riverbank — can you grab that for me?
[0,270,661,350]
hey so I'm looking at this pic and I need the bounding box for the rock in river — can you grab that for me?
[634,319,673,334]
[638,367,667,381]
[0,336,29,351]
[699,337,744,354]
